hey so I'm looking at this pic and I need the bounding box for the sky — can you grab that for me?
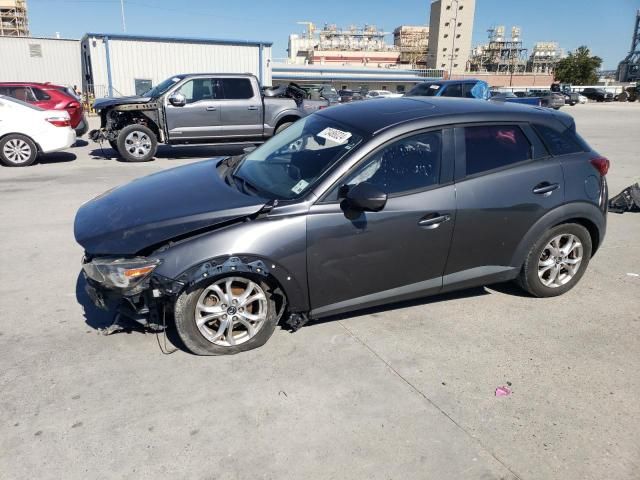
[26,0,640,70]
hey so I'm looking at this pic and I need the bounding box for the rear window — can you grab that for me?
[221,78,254,99]
[533,124,586,156]
[464,125,532,176]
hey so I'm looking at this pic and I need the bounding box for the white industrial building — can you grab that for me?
[81,33,272,97]
[0,36,82,86]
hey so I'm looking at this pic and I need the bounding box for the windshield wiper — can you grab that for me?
[231,173,260,196]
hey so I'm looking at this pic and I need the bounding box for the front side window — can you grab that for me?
[336,131,442,197]
[234,115,363,200]
[177,78,221,104]
[221,78,254,99]
[464,125,531,176]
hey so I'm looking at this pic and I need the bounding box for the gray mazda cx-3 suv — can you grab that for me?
[75,97,609,355]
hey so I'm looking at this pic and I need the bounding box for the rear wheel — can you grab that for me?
[174,275,280,355]
[0,134,38,167]
[116,124,157,162]
[517,223,592,297]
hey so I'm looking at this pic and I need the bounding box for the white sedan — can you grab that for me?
[0,95,76,167]
[366,90,404,99]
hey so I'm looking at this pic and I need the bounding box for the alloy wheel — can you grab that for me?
[194,277,268,347]
[537,234,583,288]
[124,130,152,159]
[3,138,32,164]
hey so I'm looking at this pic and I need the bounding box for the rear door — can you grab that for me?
[444,123,564,288]
[219,77,263,138]
[165,77,222,140]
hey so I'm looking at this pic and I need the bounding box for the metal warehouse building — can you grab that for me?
[81,33,272,97]
[0,36,82,87]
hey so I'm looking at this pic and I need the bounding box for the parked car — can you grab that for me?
[89,74,328,162]
[0,95,76,167]
[489,91,541,106]
[0,82,88,136]
[366,89,403,99]
[550,83,580,106]
[580,88,614,102]
[530,90,565,109]
[75,97,609,355]
[406,79,490,99]
[338,89,363,103]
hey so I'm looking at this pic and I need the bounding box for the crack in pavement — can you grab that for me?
[337,320,524,480]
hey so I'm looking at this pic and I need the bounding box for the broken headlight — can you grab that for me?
[83,257,160,289]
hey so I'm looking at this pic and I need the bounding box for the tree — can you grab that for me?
[554,46,602,85]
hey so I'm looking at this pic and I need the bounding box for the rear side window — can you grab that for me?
[464,125,532,176]
[221,78,254,99]
[441,83,462,97]
[533,124,585,156]
[462,83,476,98]
[32,88,51,101]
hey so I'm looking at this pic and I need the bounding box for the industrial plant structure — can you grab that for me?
[288,23,400,66]
[426,0,476,74]
[0,0,29,36]
[528,42,562,74]
[468,26,527,74]
[393,25,429,67]
[617,9,640,82]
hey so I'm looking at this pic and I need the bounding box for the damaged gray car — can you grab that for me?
[75,98,608,355]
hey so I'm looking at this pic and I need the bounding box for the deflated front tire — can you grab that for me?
[174,275,279,355]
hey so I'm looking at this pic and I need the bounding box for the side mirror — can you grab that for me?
[344,182,387,212]
[168,92,186,107]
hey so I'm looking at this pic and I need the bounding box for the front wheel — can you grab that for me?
[116,124,157,162]
[517,223,592,297]
[174,275,280,355]
[275,121,294,134]
[0,134,38,167]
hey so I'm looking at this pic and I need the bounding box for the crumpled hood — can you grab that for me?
[74,159,267,255]
[93,95,153,111]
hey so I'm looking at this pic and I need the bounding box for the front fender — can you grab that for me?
[510,201,606,268]
[152,215,309,312]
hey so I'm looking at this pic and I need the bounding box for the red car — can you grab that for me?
[0,82,88,136]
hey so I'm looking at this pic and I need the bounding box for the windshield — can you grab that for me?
[406,83,442,97]
[234,115,363,200]
[142,76,184,97]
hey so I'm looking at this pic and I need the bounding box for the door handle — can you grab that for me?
[418,214,451,229]
[532,182,560,195]
[247,106,258,110]
[206,106,217,111]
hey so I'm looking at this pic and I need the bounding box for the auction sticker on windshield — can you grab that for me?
[318,127,352,145]
[291,179,309,194]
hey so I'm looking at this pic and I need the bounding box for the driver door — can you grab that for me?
[166,77,223,140]
[306,129,456,318]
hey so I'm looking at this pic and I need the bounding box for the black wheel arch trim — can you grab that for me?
[153,255,307,313]
[510,202,605,269]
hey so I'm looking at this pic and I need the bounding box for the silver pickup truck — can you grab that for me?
[89,74,327,162]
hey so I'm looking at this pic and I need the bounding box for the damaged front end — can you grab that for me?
[89,100,164,144]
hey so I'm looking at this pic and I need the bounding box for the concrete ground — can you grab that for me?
[0,103,639,480]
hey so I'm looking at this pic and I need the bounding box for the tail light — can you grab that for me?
[46,117,71,127]
[590,156,610,176]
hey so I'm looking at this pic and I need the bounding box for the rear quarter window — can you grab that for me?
[32,88,51,101]
[533,124,586,156]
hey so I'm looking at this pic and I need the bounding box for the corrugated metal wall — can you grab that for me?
[0,37,81,87]
[84,36,272,97]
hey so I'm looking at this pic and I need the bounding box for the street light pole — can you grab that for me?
[120,0,127,33]
[449,0,459,78]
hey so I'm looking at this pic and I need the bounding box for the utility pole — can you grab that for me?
[120,0,127,33]
[449,0,460,78]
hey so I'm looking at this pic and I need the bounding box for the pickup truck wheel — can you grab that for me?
[174,275,279,355]
[0,134,38,167]
[117,124,157,162]
[275,122,294,134]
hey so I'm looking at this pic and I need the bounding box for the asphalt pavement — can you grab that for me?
[0,102,639,480]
